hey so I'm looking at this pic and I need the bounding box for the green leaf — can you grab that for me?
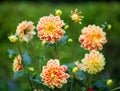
[23,51,32,67]
[7,49,16,58]
[75,71,86,80]
[59,35,68,45]
[13,70,27,79]
[33,77,42,84]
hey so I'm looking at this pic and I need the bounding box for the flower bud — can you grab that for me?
[55,9,62,16]
[42,40,46,47]
[106,79,113,86]
[68,38,73,43]
[8,35,18,43]
[72,67,78,73]
[28,67,34,71]
[107,24,112,30]
[64,25,69,30]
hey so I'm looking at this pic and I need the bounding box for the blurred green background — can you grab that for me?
[0,1,120,90]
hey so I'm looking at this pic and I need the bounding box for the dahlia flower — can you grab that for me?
[37,14,65,43]
[81,50,105,74]
[40,59,69,88]
[79,25,107,50]
[13,55,23,72]
[16,20,36,42]
[71,8,84,24]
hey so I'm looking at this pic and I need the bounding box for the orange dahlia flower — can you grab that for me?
[16,20,36,42]
[13,55,23,72]
[79,25,107,50]
[37,14,65,43]
[40,59,69,88]
[81,50,105,74]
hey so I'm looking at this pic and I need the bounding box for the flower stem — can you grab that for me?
[111,87,120,91]
[70,77,74,91]
[27,73,34,91]
[54,44,59,59]
[16,41,33,91]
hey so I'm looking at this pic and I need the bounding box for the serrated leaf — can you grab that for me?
[23,51,32,67]
[13,70,27,79]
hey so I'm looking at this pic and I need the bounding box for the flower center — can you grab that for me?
[50,73,55,79]
[46,23,55,33]
[24,29,29,34]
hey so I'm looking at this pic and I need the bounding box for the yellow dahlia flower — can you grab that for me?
[81,50,105,74]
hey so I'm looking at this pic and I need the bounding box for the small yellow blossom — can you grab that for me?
[55,9,62,16]
[8,35,18,43]
[72,67,78,73]
[106,79,113,86]
[71,8,84,24]
[68,38,73,43]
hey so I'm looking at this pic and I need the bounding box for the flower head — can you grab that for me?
[106,79,113,86]
[37,14,65,43]
[40,59,69,88]
[16,20,36,42]
[13,55,23,72]
[81,50,105,74]
[71,8,84,24]
[79,25,107,50]
[55,9,62,16]
[8,35,18,43]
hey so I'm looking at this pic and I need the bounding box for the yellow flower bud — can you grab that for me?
[41,40,46,47]
[28,67,34,71]
[64,25,69,30]
[106,79,113,86]
[68,38,73,43]
[8,35,18,43]
[72,67,78,73]
[107,24,112,30]
[55,9,62,16]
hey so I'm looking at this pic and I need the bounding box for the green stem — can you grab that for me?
[111,87,120,91]
[16,41,33,91]
[70,77,74,91]
[27,73,34,91]
[30,41,39,72]
[54,44,58,59]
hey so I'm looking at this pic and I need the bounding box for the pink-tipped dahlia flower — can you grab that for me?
[16,20,36,42]
[79,25,107,50]
[40,59,69,88]
[13,55,23,72]
[37,14,65,43]
[81,50,105,74]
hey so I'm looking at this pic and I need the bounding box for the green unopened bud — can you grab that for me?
[55,9,62,16]
[68,38,73,43]
[42,40,46,47]
[106,79,113,86]
[107,24,112,30]
[64,25,69,30]
[8,35,18,43]
[72,67,78,73]
[28,67,34,71]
